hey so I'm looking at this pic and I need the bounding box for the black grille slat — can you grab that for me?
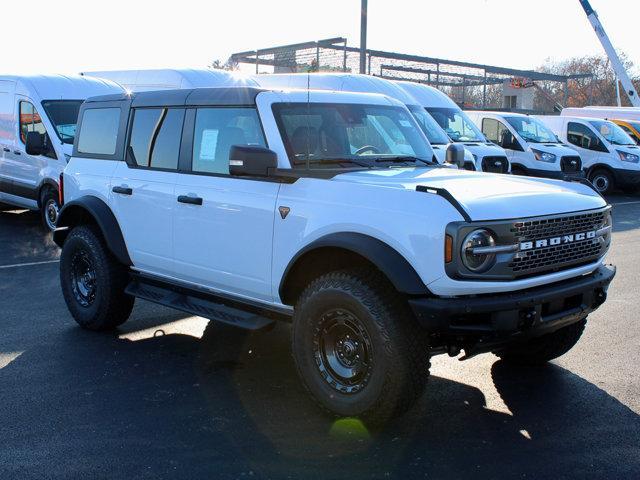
[482,156,509,173]
[561,155,582,173]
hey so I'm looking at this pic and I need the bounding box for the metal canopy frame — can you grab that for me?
[230,37,594,112]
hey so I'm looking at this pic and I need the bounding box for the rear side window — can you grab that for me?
[128,108,185,170]
[77,108,121,155]
[481,118,509,143]
[192,107,265,175]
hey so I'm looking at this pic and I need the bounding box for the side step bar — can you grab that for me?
[126,273,290,331]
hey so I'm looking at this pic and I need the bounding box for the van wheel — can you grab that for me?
[60,225,134,330]
[589,169,614,195]
[40,187,60,232]
[495,318,586,365]
[292,268,430,423]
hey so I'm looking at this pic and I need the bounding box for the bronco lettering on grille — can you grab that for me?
[520,230,597,251]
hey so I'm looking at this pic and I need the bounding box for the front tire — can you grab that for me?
[60,225,134,330]
[40,187,60,232]
[292,268,430,423]
[589,169,614,195]
[495,318,586,365]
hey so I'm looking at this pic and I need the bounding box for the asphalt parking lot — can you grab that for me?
[1,196,639,480]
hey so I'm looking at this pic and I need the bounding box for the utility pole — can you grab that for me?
[360,0,367,74]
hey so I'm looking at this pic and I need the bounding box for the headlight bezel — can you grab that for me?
[616,149,640,163]
[460,228,498,273]
[531,148,557,163]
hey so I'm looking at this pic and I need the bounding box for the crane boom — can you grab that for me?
[579,0,640,107]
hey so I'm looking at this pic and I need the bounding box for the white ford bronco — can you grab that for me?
[54,86,615,422]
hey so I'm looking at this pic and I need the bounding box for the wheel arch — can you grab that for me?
[586,163,615,177]
[278,232,429,306]
[36,179,59,208]
[53,196,132,266]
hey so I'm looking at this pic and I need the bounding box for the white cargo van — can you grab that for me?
[466,111,583,179]
[252,73,473,166]
[396,81,510,173]
[81,68,257,92]
[538,115,640,194]
[0,75,124,229]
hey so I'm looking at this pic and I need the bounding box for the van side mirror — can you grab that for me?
[25,131,45,156]
[229,145,278,177]
[445,143,466,168]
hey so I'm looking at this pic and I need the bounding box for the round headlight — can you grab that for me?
[461,229,497,273]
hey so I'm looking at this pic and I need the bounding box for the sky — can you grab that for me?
[3,0,639,76]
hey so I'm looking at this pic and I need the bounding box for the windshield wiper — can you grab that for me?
[292,158,373,167]
[374,156,434,166]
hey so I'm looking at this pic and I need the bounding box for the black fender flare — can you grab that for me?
[279,232,429,303]
[53,196,132,266]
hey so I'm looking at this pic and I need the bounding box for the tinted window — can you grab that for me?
[128,108,185,169]
[481,118,509,144]
[567,122,605,151]
[426,107,485,142]
[619,124,640,145]
[77,107,120,155]
[192,107,265,174]
[19,101,47,144]
[42,100,83,144]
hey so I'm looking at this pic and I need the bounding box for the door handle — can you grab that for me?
[112,186,133,195]
[177,195,203,206]
[13,150,21,155]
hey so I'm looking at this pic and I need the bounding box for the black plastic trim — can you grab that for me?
[53,196,132,266]
[416,185,471,221]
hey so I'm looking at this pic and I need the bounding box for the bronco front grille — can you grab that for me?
[507,209,610,277]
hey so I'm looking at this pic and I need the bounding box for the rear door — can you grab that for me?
[173,106,279,302]
[109,106,185,277]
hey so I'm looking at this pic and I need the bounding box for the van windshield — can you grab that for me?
[407,105,450,145]
[426,107,486,142]
[273,103,434,168]
[41,100,84,144]
[589,120,636,146]
[505,116,559,143]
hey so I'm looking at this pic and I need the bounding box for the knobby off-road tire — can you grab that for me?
[60,225,134,330]
[292,268,430,423]
[495,318,587,366]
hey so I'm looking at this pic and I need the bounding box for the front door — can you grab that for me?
[565,121,607,170]
[173,106,279,303]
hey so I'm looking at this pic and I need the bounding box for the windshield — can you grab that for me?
[41,100,84,144]
[505,116,559,143]
[589,120,636,146]
[273,103,434,168]
[426,107,486,142]
[407,105,450,145]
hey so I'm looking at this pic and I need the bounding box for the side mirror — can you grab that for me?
[25,131,45,156]
[229,145,278,177]
[445,143,466,168]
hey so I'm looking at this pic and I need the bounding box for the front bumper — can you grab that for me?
[409,264,615,351]
[612,168,640,188]
[527,168,585,180]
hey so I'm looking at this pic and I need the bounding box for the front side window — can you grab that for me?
[77,107,121,155]
[589,120,636,146]
[128,108,185,169]
[191,107,265,175]
[426,107,486,142]
[504,116,558,144]
[481,118,510,144]
[619,124,640,145]
[19,101,47,144]
[407,105,450,145]
[567,122,605,152]
[273,103,432,168]
[41,100,83,145]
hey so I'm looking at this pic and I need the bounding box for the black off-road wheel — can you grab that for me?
[495,318,587,366]
[292,268,430,423]
[60,225,134,330]
[40,187,60,232]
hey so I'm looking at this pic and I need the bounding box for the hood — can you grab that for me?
[462,142,507,158]
[332,167,605,221]
[529,143,579,156]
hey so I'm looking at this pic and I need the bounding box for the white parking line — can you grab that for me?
[612,200,640,206]
[0,259,60,269]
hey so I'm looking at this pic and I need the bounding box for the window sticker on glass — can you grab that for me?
[399,120,412,128]
[199,129,219,161]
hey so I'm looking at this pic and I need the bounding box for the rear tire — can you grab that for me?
[589,169,614,195]
[60,225,134,330]
[495,318,586,365]
[40,187,60,232]
[292,268,430,423]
